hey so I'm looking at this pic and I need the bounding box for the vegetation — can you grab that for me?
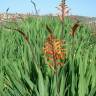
[0,0,96,96]
[0,15,96,96]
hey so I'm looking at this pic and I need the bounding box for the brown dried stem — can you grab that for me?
[30,0,38,15]
[3,25,36,63]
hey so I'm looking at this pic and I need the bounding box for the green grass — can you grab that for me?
[0,16,96,96]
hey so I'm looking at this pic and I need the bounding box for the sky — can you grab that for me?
[0,0,96,17]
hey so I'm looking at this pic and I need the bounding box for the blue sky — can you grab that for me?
[0,0,96,17]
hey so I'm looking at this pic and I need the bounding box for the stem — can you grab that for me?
[50,35,57,71]
[30,0,38,15]
[3,26,35,63]
[61,0,66,39]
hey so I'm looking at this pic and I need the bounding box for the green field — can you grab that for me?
[0,16,96,96]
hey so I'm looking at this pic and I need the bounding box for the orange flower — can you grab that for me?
[43,34,66,69]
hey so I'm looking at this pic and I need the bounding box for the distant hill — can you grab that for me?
[71,15,96,23]
[0,13,96,23]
